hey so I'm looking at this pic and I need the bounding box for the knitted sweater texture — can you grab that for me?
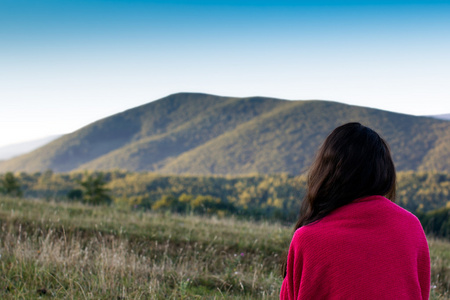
[280,195,430,300]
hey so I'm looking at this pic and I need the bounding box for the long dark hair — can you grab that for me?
[281,122,396,277]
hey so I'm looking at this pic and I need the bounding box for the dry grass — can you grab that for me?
[0,197,287,299]
[0,229,279,298]
[429,238,450,300]
[0,197,448,299]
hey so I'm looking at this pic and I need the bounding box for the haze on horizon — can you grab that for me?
[1,0,449,148]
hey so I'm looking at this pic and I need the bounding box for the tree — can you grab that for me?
[78,173,111,205]
[191,195,222,214]
[67,189,83,201]
[152,194,189,213]
[0,172,22,197]
[152,195,178,211]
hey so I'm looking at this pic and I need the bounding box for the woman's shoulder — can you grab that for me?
[292,195,426,247]
[339,195,421,224]
[355,195,423,226]
[291,220,328,249]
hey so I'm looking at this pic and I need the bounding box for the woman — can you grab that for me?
[280,123,430,300]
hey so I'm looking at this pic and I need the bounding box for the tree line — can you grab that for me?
[1,170,449,237]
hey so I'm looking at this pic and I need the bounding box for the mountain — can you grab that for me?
[0,93,449,175]
[0,134,62,160]
[430,113,450,121]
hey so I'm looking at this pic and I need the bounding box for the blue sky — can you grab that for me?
[1,0,449,147]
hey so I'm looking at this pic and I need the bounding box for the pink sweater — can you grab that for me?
[280,195,430,300]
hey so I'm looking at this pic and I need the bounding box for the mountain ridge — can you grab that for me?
[1,93,449,175]
[0,134,62,160]
[430,113,450,121]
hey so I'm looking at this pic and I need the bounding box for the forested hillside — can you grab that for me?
[0,93,449,174]
[12,171,450,219]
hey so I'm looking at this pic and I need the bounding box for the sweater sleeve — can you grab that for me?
[417,230,431,300]
[280,229,304,300]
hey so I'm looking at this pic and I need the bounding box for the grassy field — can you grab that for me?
[0,197,448,299]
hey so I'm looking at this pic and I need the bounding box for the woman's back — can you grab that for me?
[280,123,430,299]
[280,195,430,299]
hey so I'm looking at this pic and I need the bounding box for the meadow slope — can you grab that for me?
[0,197,448,299]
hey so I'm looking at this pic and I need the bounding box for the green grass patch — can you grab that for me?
[0,197,448,299]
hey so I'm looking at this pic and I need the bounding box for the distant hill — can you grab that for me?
[0,135,62,160]
[430,113,450,121]
[0,93,449,174]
